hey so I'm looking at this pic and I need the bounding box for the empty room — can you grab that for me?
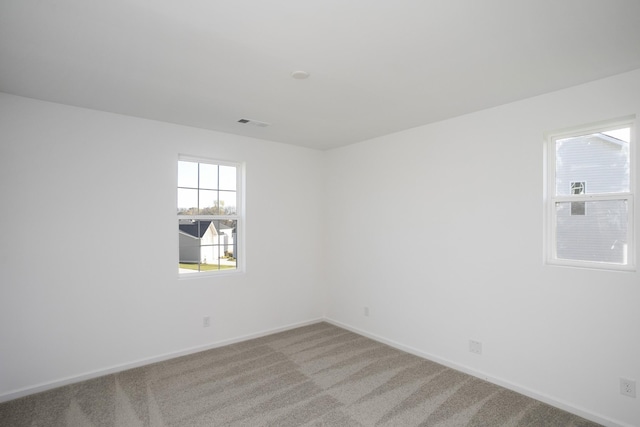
[1,1,639,426]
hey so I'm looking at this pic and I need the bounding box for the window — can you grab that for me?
[177,157,241,275]
[546,117,635,270]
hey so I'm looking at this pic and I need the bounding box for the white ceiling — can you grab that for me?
[2,0,640,150]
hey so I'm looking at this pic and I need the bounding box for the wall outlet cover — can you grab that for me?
[620,378,636,398]
[469,340,482,355]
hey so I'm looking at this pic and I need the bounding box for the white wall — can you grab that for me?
[324,69,640,427]
[1,69,639,426]
[0,93,325,399]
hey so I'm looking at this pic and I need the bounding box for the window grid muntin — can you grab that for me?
[178,157,241,276]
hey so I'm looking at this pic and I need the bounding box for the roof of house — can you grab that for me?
[178,221,212,238]
[179,220,236,238]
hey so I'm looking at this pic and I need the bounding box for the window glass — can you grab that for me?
[219,190,237,215]
[555,129,630,196]
[219,165,236,191]
[178,161,198,188]
[555,200,629,264]
[547,119,634,270]
[177,188,198,214]
[178,159,240,275]
[199,163,218,190]
[198,189,218,214]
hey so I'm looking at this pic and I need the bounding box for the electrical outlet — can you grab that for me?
[469,340,482,355]
[364,306,370,317]
[620,378,636,398]
[203,316,211,328]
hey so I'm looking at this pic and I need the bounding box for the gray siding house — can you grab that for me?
[555,132,629,264]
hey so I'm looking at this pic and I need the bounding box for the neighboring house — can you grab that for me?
[178,220,235,264]
[555,133,629,263]
[216,222,236,259]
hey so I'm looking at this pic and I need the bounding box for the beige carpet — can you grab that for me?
[0,322,601,426]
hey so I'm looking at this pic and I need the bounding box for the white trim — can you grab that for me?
[178,154,239,169]
[553,193,632,203]
[0,318,323,404]
[323,318,631,427]
[178,214,240,221]
[177,267,243,280]
[543,115,636,142]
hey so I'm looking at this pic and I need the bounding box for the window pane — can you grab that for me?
[219,165,236,191]
[178,161,198,188]
[555,128,630,195]
[219,190,237,215]
[555,200,628,264]
[200,245,218,268]
[177,188,198,214]
[221,247,237,270]
[213,219,237,238]
[178,219,238,273]
[214,219,237,267]
[178,220,201,269]
[199,163,218,190]
[198,189,218,215]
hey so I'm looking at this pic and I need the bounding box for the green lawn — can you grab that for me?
[179,263,236,271]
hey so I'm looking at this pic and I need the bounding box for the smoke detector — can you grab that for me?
[237,118,270,128]
[291,70,310,79]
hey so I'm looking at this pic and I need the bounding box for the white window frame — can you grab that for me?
[178,155,244,278]
[544,116,636,271]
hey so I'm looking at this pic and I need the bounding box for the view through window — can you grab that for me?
[178,158,240,275]
[547,119,635,270]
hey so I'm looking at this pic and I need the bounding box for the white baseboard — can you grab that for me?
[0,317,324,404]
[323,317,628,427]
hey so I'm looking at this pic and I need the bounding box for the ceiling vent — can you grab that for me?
[237,118,270,128]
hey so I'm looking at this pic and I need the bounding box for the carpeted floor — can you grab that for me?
[0,322,602,426]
